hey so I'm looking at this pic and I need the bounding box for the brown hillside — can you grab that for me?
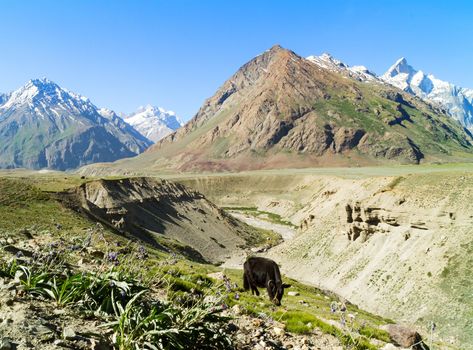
[81,45,473,175]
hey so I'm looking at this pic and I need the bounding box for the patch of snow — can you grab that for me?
[306,53,378,82]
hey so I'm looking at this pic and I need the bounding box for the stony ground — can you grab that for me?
[0,280,111,350]
[0,229,345,350]
[0,280,344,350]
[225,305,342,350]
[0,228,417,350]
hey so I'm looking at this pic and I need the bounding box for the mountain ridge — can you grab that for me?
[82,44,473,174]
[381,58,473,130]
[0,78,152,170]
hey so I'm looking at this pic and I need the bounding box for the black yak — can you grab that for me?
[243,256,291,305]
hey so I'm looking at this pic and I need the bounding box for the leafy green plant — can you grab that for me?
[42,274,89,306]
[15,265,51,295]
[80,270,144,314]
[103,289,232,350]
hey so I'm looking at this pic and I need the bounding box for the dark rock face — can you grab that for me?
[333,127,366,152]
[358,134,424,164]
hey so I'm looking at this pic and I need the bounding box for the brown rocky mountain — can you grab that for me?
[82,45,473,174]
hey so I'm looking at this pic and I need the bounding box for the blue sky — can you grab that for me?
[0,0,472,120]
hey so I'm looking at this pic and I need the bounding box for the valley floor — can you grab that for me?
[1,165,471,349]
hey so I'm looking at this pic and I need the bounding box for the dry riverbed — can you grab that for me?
[229,211,296,241]
[222,209,296,269]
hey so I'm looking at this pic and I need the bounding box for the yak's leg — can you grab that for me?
[243,272,250,291]
[244,271,260,295]
[250,275,260,296]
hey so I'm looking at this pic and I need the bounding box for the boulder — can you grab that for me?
[382,324,427,349]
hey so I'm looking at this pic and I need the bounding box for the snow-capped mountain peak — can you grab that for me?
[97,107,116,120]
[381,59,473,130]
[383,57,416,78]
[135,104,177,119]
[306,53,377,82]
[0,78,152,170]
[318,53,348,68]
[1,77,94,114]
[306,53,473,131]
[124,105,183,143]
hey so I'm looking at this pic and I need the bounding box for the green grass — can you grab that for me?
[276,310,322,333]
[0,178,93,234]
[145,257,394,346]
[243,226,283,248]
[219,267,393,348]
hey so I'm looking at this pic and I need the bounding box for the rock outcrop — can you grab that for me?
[382,324,428,350]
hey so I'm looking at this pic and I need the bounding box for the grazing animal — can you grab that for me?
[243,257,291,305]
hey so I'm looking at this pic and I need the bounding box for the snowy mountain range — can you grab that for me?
[307,53,473,131]
[124,105,183,143]
[381,58,473,130]
[0,78,152,170]
[1,52,472,171]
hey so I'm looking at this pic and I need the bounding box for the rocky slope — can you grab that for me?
[80,45,473,175]
[178,169,473,349]
[124,105,183,142]
[0,225,348,350]
[0,79,152,170]
[59,177,265,263]
[381,58,473,131]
